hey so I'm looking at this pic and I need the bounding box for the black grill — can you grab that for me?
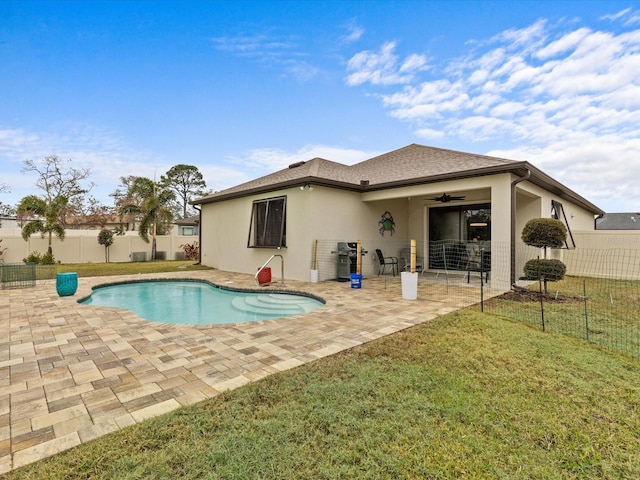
[335,242,367,281]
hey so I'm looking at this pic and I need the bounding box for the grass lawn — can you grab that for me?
[56,260,213,277]
[488,275,640,360]
[6,308,640,479]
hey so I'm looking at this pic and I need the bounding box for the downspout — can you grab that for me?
[510,169,530,286]
[194,204,202,265]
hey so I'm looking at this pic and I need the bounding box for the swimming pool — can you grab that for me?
[79,280,325,325]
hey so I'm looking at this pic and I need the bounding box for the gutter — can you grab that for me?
[194,204,202,265]
[510,169,530,286]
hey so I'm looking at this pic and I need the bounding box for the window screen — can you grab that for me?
[247,196,287,248]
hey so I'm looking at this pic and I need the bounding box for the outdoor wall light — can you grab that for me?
[299,183,313,191]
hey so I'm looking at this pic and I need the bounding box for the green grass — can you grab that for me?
[55,260,213,277]
[488,275,640,359]
[6,310,640,479]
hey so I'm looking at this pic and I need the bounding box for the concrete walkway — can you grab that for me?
[0,270,490,474]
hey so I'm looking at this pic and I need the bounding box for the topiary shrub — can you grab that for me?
[521,218,567,250]
[521,217,567,293]
[523,259,567,283]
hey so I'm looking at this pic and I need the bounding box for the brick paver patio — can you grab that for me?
[0,269,493,474]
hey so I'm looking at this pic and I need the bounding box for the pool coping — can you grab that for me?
[77,278,327,323]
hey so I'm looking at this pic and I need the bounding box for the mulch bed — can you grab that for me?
[491,288,583,304]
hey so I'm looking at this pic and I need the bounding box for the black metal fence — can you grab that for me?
[387,241,640,361]
[484,247,640,361]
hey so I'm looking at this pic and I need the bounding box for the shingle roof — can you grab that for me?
[192,143,603,214]
[211,157,356,197]
[350,144,516,185]
[595,213,640,230]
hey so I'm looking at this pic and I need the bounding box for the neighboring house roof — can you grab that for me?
[175,215,200,226]
[595,213,640,230]
[192,143,604,215]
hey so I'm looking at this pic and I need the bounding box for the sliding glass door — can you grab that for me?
[428,204,491,270]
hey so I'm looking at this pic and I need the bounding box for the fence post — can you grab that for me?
[442,244,449,292]
[480,247,485,312]
[583,279,589,342]
[537,256,545,332]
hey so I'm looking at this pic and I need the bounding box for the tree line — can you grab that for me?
[1,155,210,261]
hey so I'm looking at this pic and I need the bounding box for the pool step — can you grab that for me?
[231,294,321,316]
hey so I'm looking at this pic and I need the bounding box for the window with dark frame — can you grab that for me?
[247,196,287,248]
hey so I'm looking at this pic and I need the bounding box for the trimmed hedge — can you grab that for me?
[523,258,567,283]
[521,218,567,249]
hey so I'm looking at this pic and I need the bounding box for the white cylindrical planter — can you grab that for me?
[401,271,418,300]
[310,269,319,283]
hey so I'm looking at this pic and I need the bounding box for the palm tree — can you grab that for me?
[118,177,175,260]
[17,194,68,255]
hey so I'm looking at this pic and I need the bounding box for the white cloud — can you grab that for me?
[400,53,428,73]
[212,31,319,82]
[342,22,365,43]
[346,14,640,211]
[490,18,547,51]
[232,144,376,174]
[0,123,163,206]
[345,41,427,86]
[535,27,592,59]
[284,60,319,82]
[600,8,631,22]
[415,128,444,140]
[211,34,294,56]
[626,13,640,26]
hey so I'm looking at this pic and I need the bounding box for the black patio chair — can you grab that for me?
[375,249,398,276]
[467,250,491,283]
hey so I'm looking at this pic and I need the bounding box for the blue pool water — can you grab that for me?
[79,280,325,325]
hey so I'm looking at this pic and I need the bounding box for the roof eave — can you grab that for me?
[191,177,361,205]
[192,161,604,215]
[520,163,604,215]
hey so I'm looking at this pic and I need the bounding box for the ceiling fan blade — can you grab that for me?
[424,193,466,202]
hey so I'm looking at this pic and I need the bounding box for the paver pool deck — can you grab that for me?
[0,269,495,474]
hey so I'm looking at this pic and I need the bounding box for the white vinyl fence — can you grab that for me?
[0,229,198,264]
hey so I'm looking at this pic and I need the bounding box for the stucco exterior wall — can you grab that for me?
[515,180,596,230]
[198,172,600,286]
[199,185,411,281]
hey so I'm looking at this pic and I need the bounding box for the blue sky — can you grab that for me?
[1,0,639,213]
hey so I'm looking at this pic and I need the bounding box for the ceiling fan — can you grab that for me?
[428,193,466,203]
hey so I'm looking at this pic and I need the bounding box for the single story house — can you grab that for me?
[174,215,200,236]
[192,144,603,290]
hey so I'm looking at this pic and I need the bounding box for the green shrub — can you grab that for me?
[23,251,56,264]
[41,252,56,264]
[521,218,567,249]
[23,251,42,263]
[523,258,567,283]
[521,218,567,293]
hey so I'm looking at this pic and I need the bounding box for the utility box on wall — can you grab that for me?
[131,252,147,262]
